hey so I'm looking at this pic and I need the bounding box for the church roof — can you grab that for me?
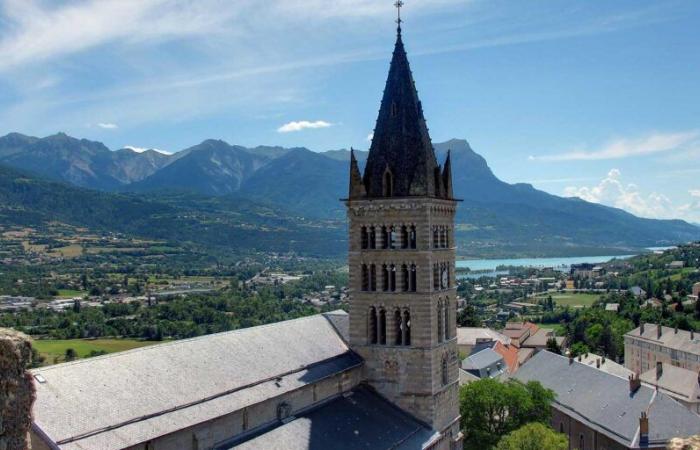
[357,28,448,199]
[230,386,436,450]
[31,312,357,450]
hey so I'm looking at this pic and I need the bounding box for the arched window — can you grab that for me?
[440,227,446,248]
[381,226,388,249]
[369,307,377,344]
[389,264,396,292]
[401,264,409,292]
[370,264,377,291]
[389,226,396,249]
[401,225,408,249]
[437,301,444,343]
[383,170,393,197]
[382,265,389,291]
[369,226,376,249]
[579,434,584,450]
[444,298,450,341]
[433,264,439,290]
[403,310,411,345]
[445,228,450,248]
[360,226,368,249]
[559,422,564,434]
[433,227,439,248]
[361,264,369,291]
[410,264,417,292]
[442,356,449,385]
[379,309,387,345]
[394,309,402,345]
[409,225,417,249]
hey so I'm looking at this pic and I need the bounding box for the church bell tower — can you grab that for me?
[344,5,462,447]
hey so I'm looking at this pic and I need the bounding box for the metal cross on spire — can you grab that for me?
[394,0,404,32]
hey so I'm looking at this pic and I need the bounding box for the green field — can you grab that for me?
[32,339,160,365]
[56,289,84,298]
[533,292,601,307]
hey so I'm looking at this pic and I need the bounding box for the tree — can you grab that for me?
[457,304,482,327]
[496,423,568,450]
[64,348,77,361]
[546,337,561,355]
[460,378,555,450]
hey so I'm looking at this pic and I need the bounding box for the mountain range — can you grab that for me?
[1,132,698,257]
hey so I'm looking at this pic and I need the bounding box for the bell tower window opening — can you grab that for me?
[361,264,369,291]
[444,298,450,341]
[369,307,377,344]
[401,264,409,291]
[410,265,417,292]
[379,308,387,345]
[370,264,377,291]
[361,226,369,249]
[433,227,439,249]
[437,301,444,343]
[382,264,389,291]
[369,226,376,249]
[401,225,408,249]
[441,356,449,385]
[403,310,411,345]
[389,226,397,249]
[381,226,389,249]
[394,309,403,345]
[409,225,417,249]
[389,264,397,292]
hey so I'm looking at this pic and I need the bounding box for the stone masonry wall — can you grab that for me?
[0,328,36,450]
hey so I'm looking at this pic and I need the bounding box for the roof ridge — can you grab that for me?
[31,312,332,373]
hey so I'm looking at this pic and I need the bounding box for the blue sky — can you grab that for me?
[0,0,699,222]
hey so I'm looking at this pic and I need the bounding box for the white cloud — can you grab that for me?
[124,145,172,155]
[530,131,700,162]
[97,122,118,129]
[564,171,700,223]
[367,132,374,142]
[564,169,676,219]
[277,120,332,133]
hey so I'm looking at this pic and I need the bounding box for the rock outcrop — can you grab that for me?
[0,329,35,450]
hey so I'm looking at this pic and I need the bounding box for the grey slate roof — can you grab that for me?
[626,323,700,356]
[461,348,505,379]
[230,386,437,450]
[640,364,700,403]
[514,351,700,448]
[31,312,356,450]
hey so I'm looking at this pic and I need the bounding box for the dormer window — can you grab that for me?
[383,168,394,197]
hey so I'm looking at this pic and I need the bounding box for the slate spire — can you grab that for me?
[348,148,366,198]
[360,25,447,199]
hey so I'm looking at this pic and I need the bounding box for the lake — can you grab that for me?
[456,254,633,279]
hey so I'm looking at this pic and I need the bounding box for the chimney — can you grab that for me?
[569,354,574,365]
[656,361,663,380]
[578,355,582,362]
[601,356,606,365]
[596,359,601,369]
[629,373,641,393]
[674,326,678,334]
[692,330,695,340]
[697,370,700,387]
[639,412,649,445]
[657,324,662,339]
[640,323,645,335]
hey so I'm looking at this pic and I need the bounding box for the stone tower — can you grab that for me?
[344,21,462,448]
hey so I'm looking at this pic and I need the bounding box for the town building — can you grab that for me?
[502,321,565,351]
[624,324,700,374]
[692,282,700,298]
[28,12,462,450]
[639,362,700,414]
[455,327,510,356]
[515,351,700,450]
[460,348,506,381]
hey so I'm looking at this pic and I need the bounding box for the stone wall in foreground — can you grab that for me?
[0,328,35,450]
